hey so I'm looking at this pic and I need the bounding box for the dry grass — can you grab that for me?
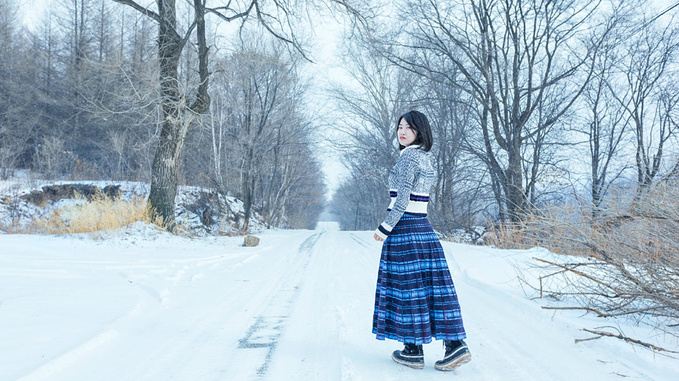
[1,185,212,237]
[26,191,152,235]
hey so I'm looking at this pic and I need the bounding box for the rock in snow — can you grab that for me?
[244,235,261,247]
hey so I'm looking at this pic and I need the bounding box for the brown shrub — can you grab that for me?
[491,183,679,327]
[30,192,149,235]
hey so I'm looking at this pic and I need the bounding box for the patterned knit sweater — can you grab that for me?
[375,145,436,240]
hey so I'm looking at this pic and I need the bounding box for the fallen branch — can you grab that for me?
[582,328,679,355]
[574,335,601,344]
[533,257,621,293]
[542,305,668,319]
[542,306,607,317]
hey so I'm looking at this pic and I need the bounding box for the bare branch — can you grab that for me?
[582,328,679,355]
[111,0,161,23]
[206,1,255,22]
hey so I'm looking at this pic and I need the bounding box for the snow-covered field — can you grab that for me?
[1,221,677,380]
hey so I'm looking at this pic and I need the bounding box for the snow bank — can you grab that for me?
[0,177,265,235]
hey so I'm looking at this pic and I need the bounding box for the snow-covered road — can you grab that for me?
[1,222,676,380]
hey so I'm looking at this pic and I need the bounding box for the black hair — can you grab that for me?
[397,110,433,152]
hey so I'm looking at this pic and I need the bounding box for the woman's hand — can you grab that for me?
[374,233,385,242]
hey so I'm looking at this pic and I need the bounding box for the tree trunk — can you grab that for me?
[113,0,210,228]
[146,0,183,226]
[506,140,525,223]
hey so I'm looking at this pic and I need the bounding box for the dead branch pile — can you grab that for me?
[489,183,679,331]
[20,184,122,206]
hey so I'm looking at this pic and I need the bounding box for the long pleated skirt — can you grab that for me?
[372,213,466,345]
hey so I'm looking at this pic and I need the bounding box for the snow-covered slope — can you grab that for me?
[0,178,265,235]
[0,222,676,380]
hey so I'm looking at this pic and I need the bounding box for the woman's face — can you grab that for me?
[398,118,418,147]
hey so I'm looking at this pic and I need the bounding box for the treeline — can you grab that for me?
[330,0,679,236]
[0,0,324,230]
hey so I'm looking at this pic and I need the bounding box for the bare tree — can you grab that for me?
[54,0,94,134]
[0,1,60,179]
[269,141,326,229]
[610,18,679,192]
[0,0,26,178]
[331,166,386,230]
[110,0,211,227]
[94,0,114,62]
[576,18,634,217]
[201,41,324,231]
[420,76,492,235]
[328,37,415,230]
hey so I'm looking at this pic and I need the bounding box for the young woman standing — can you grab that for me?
[372,110,471,371]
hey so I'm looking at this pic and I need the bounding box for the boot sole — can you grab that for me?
[391,353,425,369]
[434,352,471,371]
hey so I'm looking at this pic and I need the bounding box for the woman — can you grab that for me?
[373,110,471,371]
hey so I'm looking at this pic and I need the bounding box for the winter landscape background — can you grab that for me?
[2,0,679,379]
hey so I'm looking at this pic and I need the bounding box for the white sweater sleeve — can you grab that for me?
[375,148,418,238]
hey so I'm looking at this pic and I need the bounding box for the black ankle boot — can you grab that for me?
[434,340,471,371]
[391,343,424,369]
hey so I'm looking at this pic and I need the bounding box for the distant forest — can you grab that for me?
[0,0,326,230]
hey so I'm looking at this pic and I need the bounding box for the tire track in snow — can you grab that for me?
[16,275,164,381]
[265,227,383,380]
[14,231,324,381]
[135,230,325,380]
[16,330,120,381]
[349,233,372,249]
[236,231,325,377]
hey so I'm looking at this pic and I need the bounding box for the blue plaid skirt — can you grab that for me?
[372,213,466,345]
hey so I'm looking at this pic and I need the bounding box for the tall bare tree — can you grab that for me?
[194,40,325,231]
[577,18,632,217]
[611,18,679,192]
[328,37,414,230]
[110,0,210,227]
[0,0,24,178]
[421,76,492,234]
[217,45,302,231]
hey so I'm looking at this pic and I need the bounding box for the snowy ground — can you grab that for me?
[1,222,677,380]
